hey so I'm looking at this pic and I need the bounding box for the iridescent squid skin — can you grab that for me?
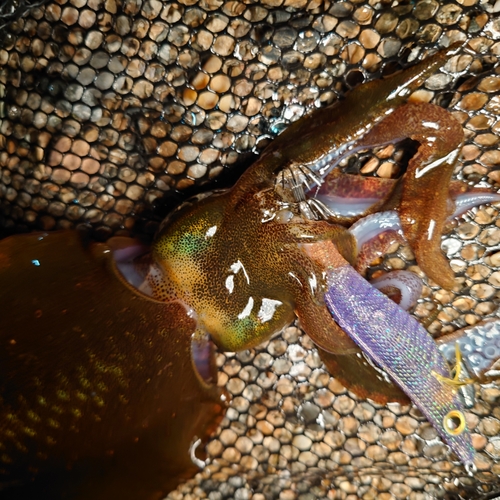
[0,43,493,495]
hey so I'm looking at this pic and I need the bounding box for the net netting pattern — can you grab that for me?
[2,0,500,498]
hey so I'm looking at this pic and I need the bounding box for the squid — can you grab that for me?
[1,42,499,497]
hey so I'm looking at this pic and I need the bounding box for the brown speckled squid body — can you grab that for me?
[0,231,227,499]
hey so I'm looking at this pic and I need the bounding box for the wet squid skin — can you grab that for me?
[140,43,478,468]
[0,43,491,496]
[0,232,227,500]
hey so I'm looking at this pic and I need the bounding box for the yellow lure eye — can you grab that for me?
[443,410,466,436]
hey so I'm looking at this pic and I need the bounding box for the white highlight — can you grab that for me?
[238,297,254,319]
[422,120,439,130]
[230,260,250,284]
[257,298,283,323]
[205,225,217,238]
[225,275,234,294]
[427,219,436,241]
[415,150,458,179]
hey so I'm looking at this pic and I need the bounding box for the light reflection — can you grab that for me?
[288,271,303,288]
[415,150,457,178]
[257,298,282,323]
[308,273,318,297]
[225,275,234,294]
[205,225,217,239]
[230,260,250,284]
[31,259,40,266]
[422,120,439,129]
[237,297,254,320]
[427,219,436,241]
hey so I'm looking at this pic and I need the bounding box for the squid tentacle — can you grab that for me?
[370,270,423,311]
[346,183,500,277]
[233,43,463,196]
[359,102,464,290]
[311,170,500,227]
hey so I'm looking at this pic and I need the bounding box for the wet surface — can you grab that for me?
[0,231,226,499]
[2,0,500,498]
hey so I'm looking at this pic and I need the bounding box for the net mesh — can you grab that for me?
[1,0,500,498]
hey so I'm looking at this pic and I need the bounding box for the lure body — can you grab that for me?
[325,264,476,469]
[304,240,476,469]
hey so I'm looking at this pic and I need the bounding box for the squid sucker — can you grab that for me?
[0,42,497,497]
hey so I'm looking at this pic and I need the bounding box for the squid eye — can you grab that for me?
[443,410,466,436]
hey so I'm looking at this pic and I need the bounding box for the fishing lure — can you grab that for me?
[303,239,476,473]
